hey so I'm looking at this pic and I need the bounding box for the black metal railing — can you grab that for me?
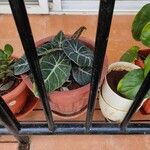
[0,0,149,150]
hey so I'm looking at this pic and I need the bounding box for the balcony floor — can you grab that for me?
[0,15,150,150]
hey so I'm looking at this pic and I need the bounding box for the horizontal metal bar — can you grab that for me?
[0,123,149,135]
[0,97,29,146]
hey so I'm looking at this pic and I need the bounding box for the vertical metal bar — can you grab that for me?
[8,0,54,131]
[85,0,116,130]
[0,97,29,148]
[120,71,150,131]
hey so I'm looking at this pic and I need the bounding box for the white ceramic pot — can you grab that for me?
[99,62,143,122]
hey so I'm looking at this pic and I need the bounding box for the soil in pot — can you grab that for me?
[1,76,28,115]
[106,70,128,98]
[0,77,21,95]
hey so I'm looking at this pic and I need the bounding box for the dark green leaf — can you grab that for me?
[72,65,92,85]
[144,55,150,77]
[140,21,150,47]
[120,46,139,62]
[4,44,13,58]
[14,55,30,75]
[117,69,145,100]
[37,41,61,56]
[52,31,66,48]
[34,51,71,94]
[132,4,150,40]
[62,39,94,67]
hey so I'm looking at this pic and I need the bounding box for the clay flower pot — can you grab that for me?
[22,36,108,116]
[99,62,146,122]
[2,79,28,114]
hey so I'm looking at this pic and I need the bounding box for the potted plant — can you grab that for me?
[120,3,150,114]
[0,44,28,115]
[99,3,150,122]
[14,26,108,117]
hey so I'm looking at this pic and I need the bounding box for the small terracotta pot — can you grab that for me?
[99,62,145,122]
[22,36,108,116]
[2,80,28,114]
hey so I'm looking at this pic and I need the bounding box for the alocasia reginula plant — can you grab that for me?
[14,27,94,95]
[117,3,150,100]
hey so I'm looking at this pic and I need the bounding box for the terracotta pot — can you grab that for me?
[99,62,145,122]
[2,79,28,114]
[22,36,108,116]
[141,98,150,114]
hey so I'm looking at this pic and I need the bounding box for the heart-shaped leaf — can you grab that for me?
[120,46,139,62]
[14,55,30,75]
[14,33,67,75]
[140,21,150,47]
[144,55,150,77]
[62,39,94,67]
[35,51,71,93]
[117,69,149,100]
[52,31,66,48]
[72,65,92,85]
[37,41,61,57]
[4,44,13,58]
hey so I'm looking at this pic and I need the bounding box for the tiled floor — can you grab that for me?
[0,15,150,150]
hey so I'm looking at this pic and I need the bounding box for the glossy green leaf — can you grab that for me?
[117,69,145,100]
[132,3,150,40]
[37,41,61,56]
[62,39,94,67]
[4,44,13,58]
[140,21,150,47]
[14,55,30,75]
[14,33,67,75]
[120,46,139,62]
[72,65,92,85]
[36,51,71,93]
[52,31,66,48]
[144,55,150,77]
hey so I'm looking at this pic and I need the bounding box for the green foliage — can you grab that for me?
[38,51,71,93]
[0,44,16,94]
[118,4,150,100]
[144,55,150,77]
[132,3,150,41]
[14,26,93,94]
[62,39,93,67]
[120,46,139,62]
[72,65,92,85]
[117,69,144,100]
[140,21,150,47]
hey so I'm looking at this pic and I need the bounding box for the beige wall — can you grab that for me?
[0,15,146,64]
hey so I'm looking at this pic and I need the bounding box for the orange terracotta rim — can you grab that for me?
[52,106,87,120]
